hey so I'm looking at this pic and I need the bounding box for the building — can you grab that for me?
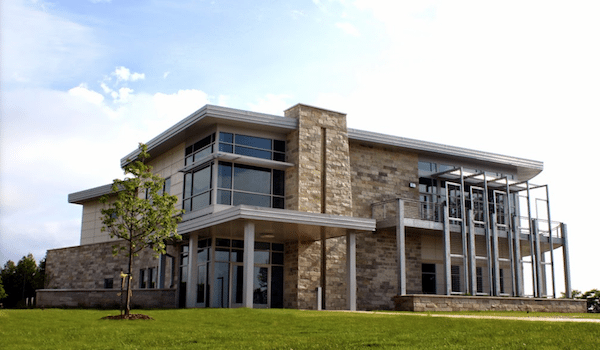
[38,104,582,312]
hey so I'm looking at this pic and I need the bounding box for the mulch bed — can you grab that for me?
[101,314,154,320]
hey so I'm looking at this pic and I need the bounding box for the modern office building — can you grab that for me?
[39,104,578,311]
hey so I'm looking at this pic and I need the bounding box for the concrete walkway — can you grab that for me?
[326,310,600,323]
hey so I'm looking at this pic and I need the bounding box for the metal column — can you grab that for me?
[396,199,406,295]
[443,203,452,295]
[491,214,501,296]
[482,173,494,295]
[533,219,544,298]
[459,169,469,293]
[347,231,357,311]
[243,222,255,308]
[186,233,198,308]
[467,209,477,295]
[525,182,537,297]
[561,223,572,298]
[545,185,557,298]
[512,214,523,296]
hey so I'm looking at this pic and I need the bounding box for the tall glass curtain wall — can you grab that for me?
[183,132,285,212]
[181,239,284,308]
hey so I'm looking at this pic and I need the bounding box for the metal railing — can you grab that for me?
[371,198,444,223]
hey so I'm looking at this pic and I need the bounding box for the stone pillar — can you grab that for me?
[243,222,255,308]
[284,104,354,309]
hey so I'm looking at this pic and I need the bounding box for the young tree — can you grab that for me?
[100,143,183,317]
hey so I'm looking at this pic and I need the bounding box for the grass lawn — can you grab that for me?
[1,308,598,349]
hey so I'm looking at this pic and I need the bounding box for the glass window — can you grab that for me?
[255,242,271,250]
[234,164,271,194]
[183,164,212,212]
[451,265,460,293]
[235,134,272,150]
[254,251,270,265]
[217,190,231,205]
[233,192,271,207]
[193,166,211,195]
[218,162,232,189]
[185,134,215,166]
[219,132,233,144]
[218,132,285,162]
[273,140,286,153]
[273,170,285,196]
[418,161,435,172]
[235,146,272,160]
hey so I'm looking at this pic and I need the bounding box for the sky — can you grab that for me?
[1,0,599,294]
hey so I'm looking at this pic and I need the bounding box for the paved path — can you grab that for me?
[328,310,600,323]
[417,313,600,323]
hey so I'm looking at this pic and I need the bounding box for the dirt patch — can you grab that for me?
[101,313,154,320]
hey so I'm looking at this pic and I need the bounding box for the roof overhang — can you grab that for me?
[178,205,376,242]
[120,105,298,167]
[68,183,115,204]
[348,128,543,181]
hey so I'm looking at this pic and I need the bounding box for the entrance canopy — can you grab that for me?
[178,205,376,241]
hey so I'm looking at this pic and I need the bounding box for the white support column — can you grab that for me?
[186,233,198,308]
[243,222,255,308]
[396,199,406,295]
[346,231,357,311]
[491,215,500,296]
[443,204,451,295]
[561,223,572,298]
[512,215,523,296]
[468,209,477,295]
[533,219,544,298]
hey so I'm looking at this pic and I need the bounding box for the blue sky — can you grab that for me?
[1,0,599,293]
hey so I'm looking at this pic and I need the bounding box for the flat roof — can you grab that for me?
[122,104,542,177]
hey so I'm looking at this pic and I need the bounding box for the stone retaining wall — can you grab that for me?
[393,294,587,313]
[36,289,177,309]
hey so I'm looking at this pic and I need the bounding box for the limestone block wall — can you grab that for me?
[356,228,398,310]
[284,104,353,216]
[45,241,178,291]
[355,229,423,310]
[349,142,419,219]
[37,289,177,309]
[324,236,347,310]
[283,104,353,310]
[393,294,587,313]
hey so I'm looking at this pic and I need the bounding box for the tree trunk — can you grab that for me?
[125,247,133,316]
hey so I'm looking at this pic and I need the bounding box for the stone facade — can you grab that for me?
[393,294,587,313]
[349,141,419,218]
[36,289,176,309]
[283,104,354,310]
[45,241,178,291]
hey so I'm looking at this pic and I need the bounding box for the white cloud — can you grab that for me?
[68,84,105,105]
[247,94,291,115]
[335,22,360,36]
[0,0,102,87]
[112,66,145,83]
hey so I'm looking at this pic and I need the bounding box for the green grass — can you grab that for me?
[0,308,598,349]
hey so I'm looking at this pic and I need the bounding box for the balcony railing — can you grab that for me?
[371,198,564,239]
